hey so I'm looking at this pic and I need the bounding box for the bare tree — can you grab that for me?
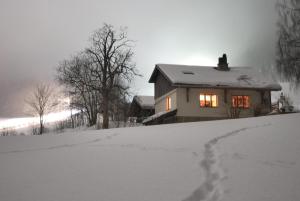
[57,53,100,126]
[25,84,57,134]
[85,24,140,129]
[276,0,300,87]
[56,24,139,129]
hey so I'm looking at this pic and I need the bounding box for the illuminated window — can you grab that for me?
[232,96,250,108]
[166,97,171,111]
[199,94,218,108]
[212,95,217,107]
[200,94,205,107]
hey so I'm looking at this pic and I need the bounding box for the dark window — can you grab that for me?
[182,71,194,75]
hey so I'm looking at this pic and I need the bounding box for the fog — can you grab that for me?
[0,0,278,117]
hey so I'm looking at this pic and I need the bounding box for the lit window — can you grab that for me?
[212,95,217,107]
[232,96,250,108]
[243,96,249,108]
[205,95,211,107]
[199,94,218,108]
[232,96,237,107]
[238,96,243,107]
[200,94,205,107]
[166,97,171,111]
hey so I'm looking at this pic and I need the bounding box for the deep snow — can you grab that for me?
[0,113,300,201]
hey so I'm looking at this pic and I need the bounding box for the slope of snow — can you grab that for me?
[0,113,300,201]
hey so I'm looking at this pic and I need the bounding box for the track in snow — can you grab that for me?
[182,123,271,201]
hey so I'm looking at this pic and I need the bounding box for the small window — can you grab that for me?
[232,96,250,108]
[199,94,218,108]
[166,97,171,111]
[182,71,194,75]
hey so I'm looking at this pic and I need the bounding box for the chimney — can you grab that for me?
[217,54,229,71]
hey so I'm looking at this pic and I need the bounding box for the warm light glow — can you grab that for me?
[200,94,205,107]
[205,95,211,107]
[232,96,237,107]
[244,96,250,108]
[232,96,250,108]
[199,94,218,108]
[212,95,217,107]
[238,96,243,107]
[166,97,171,111]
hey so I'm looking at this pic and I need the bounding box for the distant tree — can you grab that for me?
[25,84,58,134]
[276,0,300,87]
[85,24,139,129]
[57,53,100,126]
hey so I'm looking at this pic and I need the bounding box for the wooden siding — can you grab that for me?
[154,72,175,99]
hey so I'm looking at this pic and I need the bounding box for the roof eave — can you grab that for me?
[172,83,282,91]
[149,64,174,84]
[148,65,160,83]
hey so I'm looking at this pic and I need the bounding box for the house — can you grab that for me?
[143,54,282,125]
[128,95,155,123]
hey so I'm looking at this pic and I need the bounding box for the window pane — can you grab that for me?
[238,96,243,107]
[243,96,249,108]
[205,95,211,107]
[200,94,205,107]
[232,96,237,107]
[166,97,171,111]
[212,95,217,107]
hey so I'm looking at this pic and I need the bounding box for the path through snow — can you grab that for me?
[183,123,271,201]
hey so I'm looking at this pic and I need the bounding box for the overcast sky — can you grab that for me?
[0,0,278,117]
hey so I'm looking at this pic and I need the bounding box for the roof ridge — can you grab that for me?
[156,63,252,68]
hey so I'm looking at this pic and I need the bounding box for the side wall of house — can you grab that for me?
[155,89,177,113]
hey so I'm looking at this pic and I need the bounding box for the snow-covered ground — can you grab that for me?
[0,113,299,201]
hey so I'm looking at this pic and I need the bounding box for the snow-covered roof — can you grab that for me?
[149,64,282,91]
[143,109,177,124]
[133,96,154,109]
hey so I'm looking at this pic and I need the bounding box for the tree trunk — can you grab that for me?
[39,115,43,135]
[102,94,109,129]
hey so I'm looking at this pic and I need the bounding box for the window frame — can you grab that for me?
[199,94,218,108]
[231,95,250,109]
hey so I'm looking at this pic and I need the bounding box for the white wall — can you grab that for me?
[155,89,177,113]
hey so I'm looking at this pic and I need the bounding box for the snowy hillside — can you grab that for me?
[0,113,300,201]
